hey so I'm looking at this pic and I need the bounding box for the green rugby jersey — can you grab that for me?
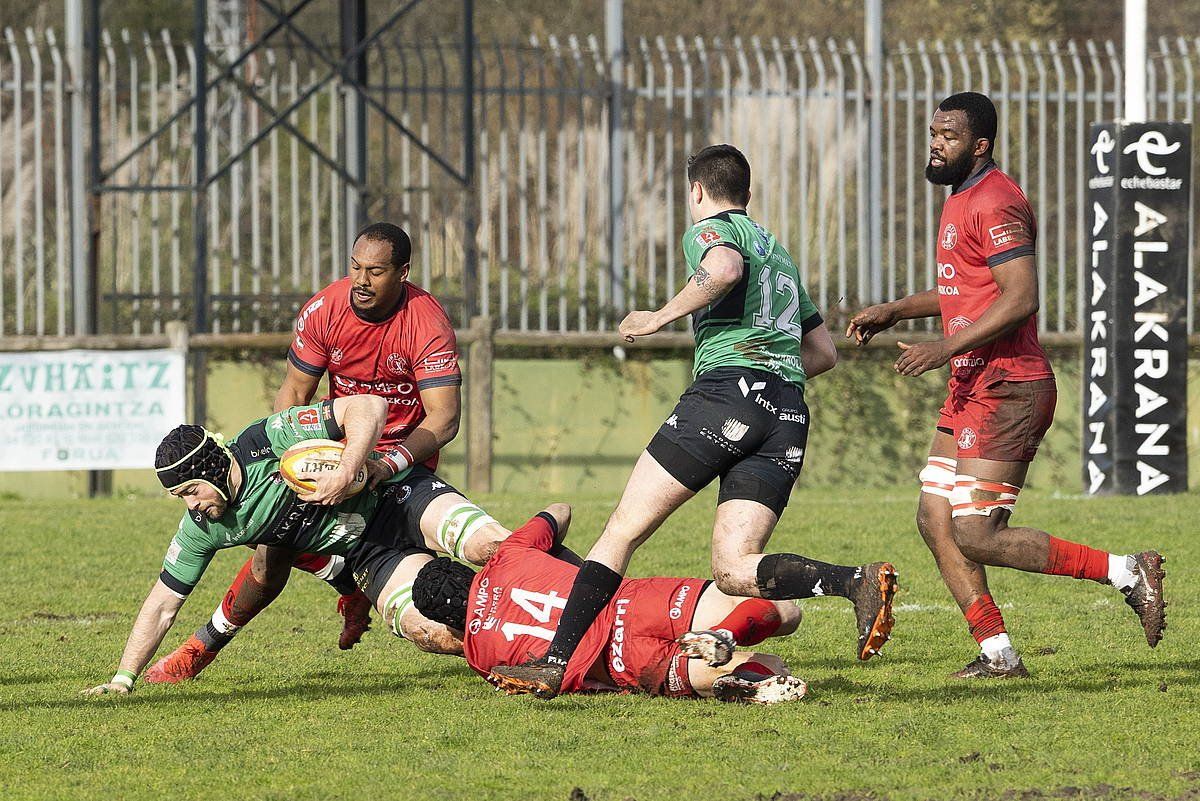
[681,210,821,387]
[159,401,410,595]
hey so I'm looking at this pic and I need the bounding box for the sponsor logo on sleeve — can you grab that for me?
[785,446,805,462]
[296,409,322,431]
[989,222,1026,248]
[165,537,182,564]
[420,350,459,374]
[664,414,678,429]
[694,228,721,247]
[295,297,324,333]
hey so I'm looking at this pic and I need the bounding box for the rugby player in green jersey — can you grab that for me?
[84,395,565,695]
[490,145,899,699]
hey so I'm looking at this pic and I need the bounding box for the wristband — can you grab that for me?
[378,444,415,476]
[112,669,137,689]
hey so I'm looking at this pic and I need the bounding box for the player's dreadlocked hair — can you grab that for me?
[686,144,751,206]
[355,221,412,268]
[938,92,998,154]
[412,557,476,631]
[155,424,235,501]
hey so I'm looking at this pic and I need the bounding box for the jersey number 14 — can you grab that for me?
[500,587,567,642]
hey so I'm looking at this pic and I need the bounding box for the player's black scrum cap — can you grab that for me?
[155,424,235,501]
[412,557,475,631]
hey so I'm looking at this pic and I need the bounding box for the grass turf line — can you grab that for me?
[0,487,1196,801]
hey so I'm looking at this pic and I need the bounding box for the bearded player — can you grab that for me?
[411,510,808,704]
[490,144,898,699]
[847,92,1166,677]
[83,396,559,695]
[146,222,467,683]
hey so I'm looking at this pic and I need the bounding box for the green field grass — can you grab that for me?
[1,487,1197,801]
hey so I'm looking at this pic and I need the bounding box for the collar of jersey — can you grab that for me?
[348,282,409,325]
[697,207,749,224]
[951,160,997,195]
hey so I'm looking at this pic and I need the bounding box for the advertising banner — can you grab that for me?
[1084,122,1191,495]
[0,349,186,471]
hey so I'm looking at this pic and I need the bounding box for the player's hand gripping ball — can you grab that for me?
[279,439,367,497]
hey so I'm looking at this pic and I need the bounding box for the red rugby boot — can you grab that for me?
[337,590,373,650]
[143,635,218,683]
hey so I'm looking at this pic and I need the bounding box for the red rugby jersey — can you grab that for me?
[935,163,1054,393]
[287,277,461,461]
[463,515,614,694]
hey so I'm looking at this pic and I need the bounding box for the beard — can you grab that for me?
[925,148,976,187]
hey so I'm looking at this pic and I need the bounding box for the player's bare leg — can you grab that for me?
[707,499,897,661]
[488,451,695,698]
[952,457,1166,647]
[677,583,801,666]
[914,431,1025,677]
[144,545,296,683]
[418,492,577,566]
[370,552,466,655]
[691,652,807,704]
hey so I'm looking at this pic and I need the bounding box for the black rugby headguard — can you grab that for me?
[412,557,476,631]
[155,424,235,501]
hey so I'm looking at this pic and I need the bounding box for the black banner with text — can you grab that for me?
[1084,121,1190,495]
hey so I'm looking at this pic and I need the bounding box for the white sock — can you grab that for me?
[979,633,1013,663]
[1108,554,1137,590]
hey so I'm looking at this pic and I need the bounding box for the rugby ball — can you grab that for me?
[279,439,368,497]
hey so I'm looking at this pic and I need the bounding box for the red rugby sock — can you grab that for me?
[222,557,284,627]
[292,553,332,573]
[1043,536,1110,582]
[715,598,783,646]
[964,594,1007,644]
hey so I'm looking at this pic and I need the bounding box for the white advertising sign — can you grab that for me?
[0,349,186,471]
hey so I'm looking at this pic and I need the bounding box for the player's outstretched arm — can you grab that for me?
[83,579,187,696]
[620,248,744,341]
[302,394,388,505]
[846,289,941,346]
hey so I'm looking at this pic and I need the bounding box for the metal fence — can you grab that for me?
[3,30,1200,338]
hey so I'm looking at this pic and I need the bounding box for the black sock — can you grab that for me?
[544,560,623,668]
[327,563,359,596]
[196,622,234,652]
[756,553,857,600]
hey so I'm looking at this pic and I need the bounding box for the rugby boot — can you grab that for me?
[848,562,898,660]
[712,673,808,705]
[143,635,219,683]
[337,590,373,650]
[1120,550,1167,648]
[487,659,565,699]
[951,647,1029,679]
[676,629,736,667]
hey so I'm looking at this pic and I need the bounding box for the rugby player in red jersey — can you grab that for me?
[145,222,469,682]
[410,509,809,704]
[847,93,1166,677]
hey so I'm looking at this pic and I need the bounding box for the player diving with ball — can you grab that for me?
[83,395,569,695]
